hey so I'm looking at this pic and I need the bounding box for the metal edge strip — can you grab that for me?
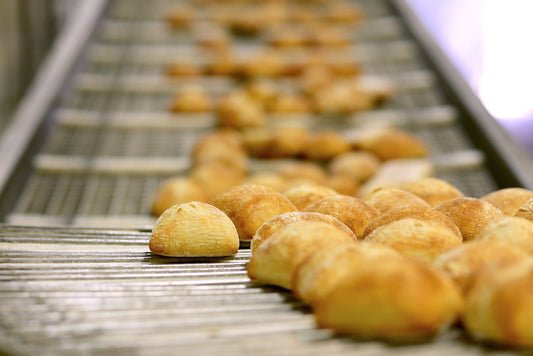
[391,0,533,190]
[0,0,108,219]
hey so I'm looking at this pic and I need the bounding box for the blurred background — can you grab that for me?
[1,0,532,156]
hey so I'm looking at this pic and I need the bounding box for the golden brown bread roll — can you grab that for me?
[328,151,380,183]
[302,130,350,161]
[165,5,195,29]
[348,127,429,161]
[303,195,380,239]
[251,211,354,253]
[241,172,286,192]
[265,125,311,158]
[149,201,239,257]
[293,242,400,305]
[247,220,356,290]
[475,216,533,254]
[435,197,505,242]
[216,91,265,128]
[515,198,533,222]
[361,205,461,240]
[165,61,202,77]
[191,130,248,173]
[151,177,208,217]
[364,217,462,263]
[362,187,431,213]
[277,161,328,185]
[170,87,211,113]
[463,258,533,347]
[282,184,339,210]
[189,162,244,199]
[400,177,464,207]
[209,184,297,241]
[313,251,462,340]
[434,239,530,293]
[325,174,360,196]
[481,187,533,216]
[267,94,311,114]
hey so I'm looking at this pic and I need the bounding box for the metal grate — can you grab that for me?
[0,225,494,355]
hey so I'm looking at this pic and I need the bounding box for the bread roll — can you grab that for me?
[283,184,339,210]
[251,211,354,253]
[247,220,356,289]
[268,94,311,114]
[241,172,286,192]
[400,177,464,207]
[325,174,360,196]
[191,130,248,173]
[189,162,244,199]
[348,127,429,161]
[476,216,533,254]
[216,91,265,129]
[266,125,311,158]
[328,151,380,183]
[210,184,297,241]
[434,240,529,293]
[515,198,533,222]
[149,201,239,257]
[293,242,400,305]
[362,205,461,240]
[362,187,431,213]
[165,5,195,28]
[481,187,533,216]
[151,177,208,217]
[170,87,211,113]
[313,252,462,340]
[463,258,533,347]
[303,195,379,239]
[278,161,328,185]
[303,130,350,161]
[364,217,462,263]
[435,197,504,242]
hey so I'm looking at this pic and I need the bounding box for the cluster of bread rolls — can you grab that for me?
[151,126,429,216]
[241,179,533,347]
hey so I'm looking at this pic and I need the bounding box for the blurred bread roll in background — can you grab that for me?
[151,177,208,217]
[282,184,338,210]
[400,177,464,207]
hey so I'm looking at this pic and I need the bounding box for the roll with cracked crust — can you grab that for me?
[313,252,462,341]
[435,197,504,242]
[302,195,380,239]
[149,201,239,257]
[247,220,356,290]
[251,211,354,253]
[209,184,297,241]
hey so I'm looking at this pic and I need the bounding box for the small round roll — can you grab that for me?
[481,187,533,216]
[400,177,464,207]
[189,162,244,199]
[362,187,431,213]
[302,130,351,161]
[209,184,297,241]
[151,177,208,217]
[282,184,339,210]
[247,220,356,290]
[293,242,400,305]
[251,211,354,253]
[364,217,462,264]
[435,197,504,242]
[328,151,380,184]
[149,201,239,257]
[302,195,380,239]
[313,252,462,341]
[463,258,533,348]
[434,240,530,293]
[278,161,328,186]
[475,216,533,254]
[170,87,212,113]
[361,205,461,240]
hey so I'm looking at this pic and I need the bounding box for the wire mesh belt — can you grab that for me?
[0,225,494,355]
[0,0,513,354]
